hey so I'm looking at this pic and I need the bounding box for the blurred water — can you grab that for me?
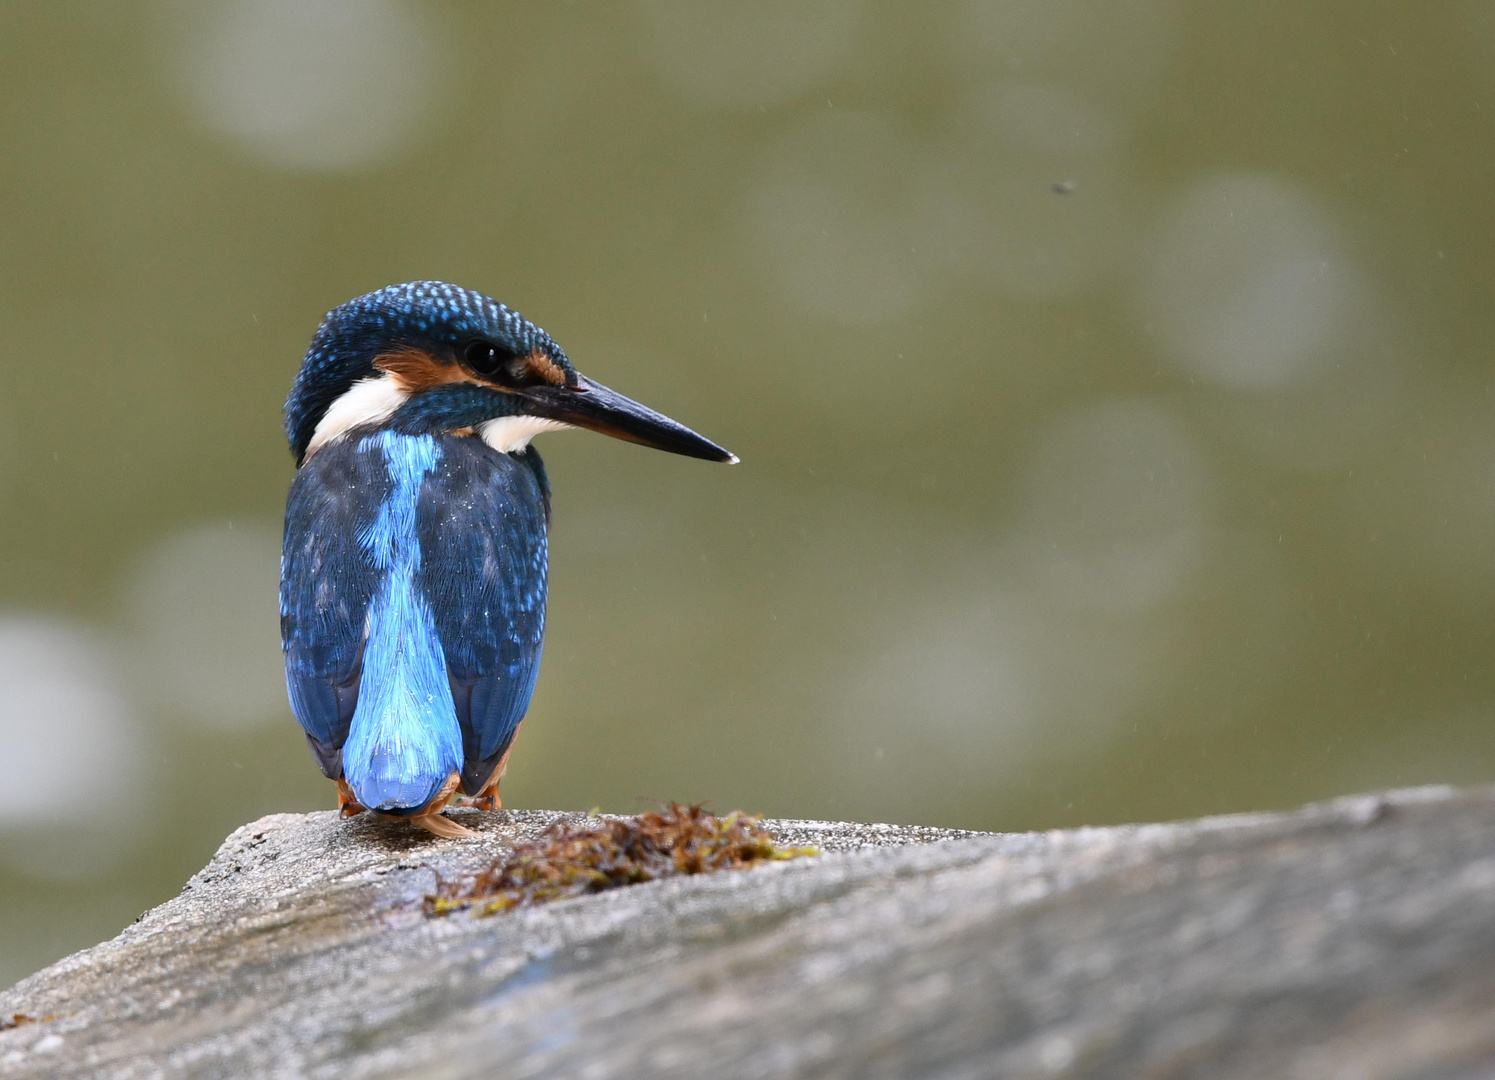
[1,1,1492,983]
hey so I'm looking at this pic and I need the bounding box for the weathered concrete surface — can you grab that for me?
[2,787,1494,1078]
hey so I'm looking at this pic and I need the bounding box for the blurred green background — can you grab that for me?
[1,0,1493,983]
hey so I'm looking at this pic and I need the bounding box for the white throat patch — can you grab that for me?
[479,415,574,454]
[303,374,408,460]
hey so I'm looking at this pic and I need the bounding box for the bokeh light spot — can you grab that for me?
[0,616,142,825]
[125,521,286,729]
[165,0,444,172]
[1142,173,1366,391]
[0,615,149,879]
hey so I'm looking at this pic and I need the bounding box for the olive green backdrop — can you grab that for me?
[1,1,1492,982]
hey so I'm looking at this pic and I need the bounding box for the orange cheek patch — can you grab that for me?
[373,346,473,394]
[526,349,567,386]
[373,346,470,393]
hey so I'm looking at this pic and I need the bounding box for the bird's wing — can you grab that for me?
[280,438,388,778]
[417,437,551,794]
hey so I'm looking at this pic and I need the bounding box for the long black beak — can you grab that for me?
[521,374,737,464]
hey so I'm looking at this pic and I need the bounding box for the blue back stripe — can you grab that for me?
[341,432,463,811]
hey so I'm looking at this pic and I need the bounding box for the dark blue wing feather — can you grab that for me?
[417,437,550,794]
[280,438,388,778]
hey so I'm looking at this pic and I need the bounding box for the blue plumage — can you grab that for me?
[416,435,550,793]
[281,430,549,813]
[281,282,733,835]
[281,437,386,776]
[341,432,462,811]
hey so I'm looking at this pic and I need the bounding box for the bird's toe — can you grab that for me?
[411,812,476,839]
[335,779,367,818]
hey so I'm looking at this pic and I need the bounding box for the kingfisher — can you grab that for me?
[280,282,735,838]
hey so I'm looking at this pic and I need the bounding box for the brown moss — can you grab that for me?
[425,803,817,917]
[0,1014,50,1031]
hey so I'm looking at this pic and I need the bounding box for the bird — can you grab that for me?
[280,282,735,838]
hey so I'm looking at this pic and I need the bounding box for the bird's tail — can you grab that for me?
[341,587,463,813]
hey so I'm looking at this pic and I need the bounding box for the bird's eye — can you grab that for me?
[463,338,532,385]
[464,339,503,374]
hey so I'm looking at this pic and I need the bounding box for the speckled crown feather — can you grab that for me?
[284,282,573,462]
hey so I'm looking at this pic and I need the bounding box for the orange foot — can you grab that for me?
[453,725,520,813]
[401,773,475,839]
[339,774,475,838]
[335,779,367,818]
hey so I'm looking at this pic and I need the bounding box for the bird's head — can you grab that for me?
[284,281,735,467]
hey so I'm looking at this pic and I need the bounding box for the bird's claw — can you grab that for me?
[454,785,501,812]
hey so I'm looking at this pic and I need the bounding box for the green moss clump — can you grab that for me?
[426,803,817,917]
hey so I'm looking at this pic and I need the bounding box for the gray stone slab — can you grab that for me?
[1,788,1492,1078]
